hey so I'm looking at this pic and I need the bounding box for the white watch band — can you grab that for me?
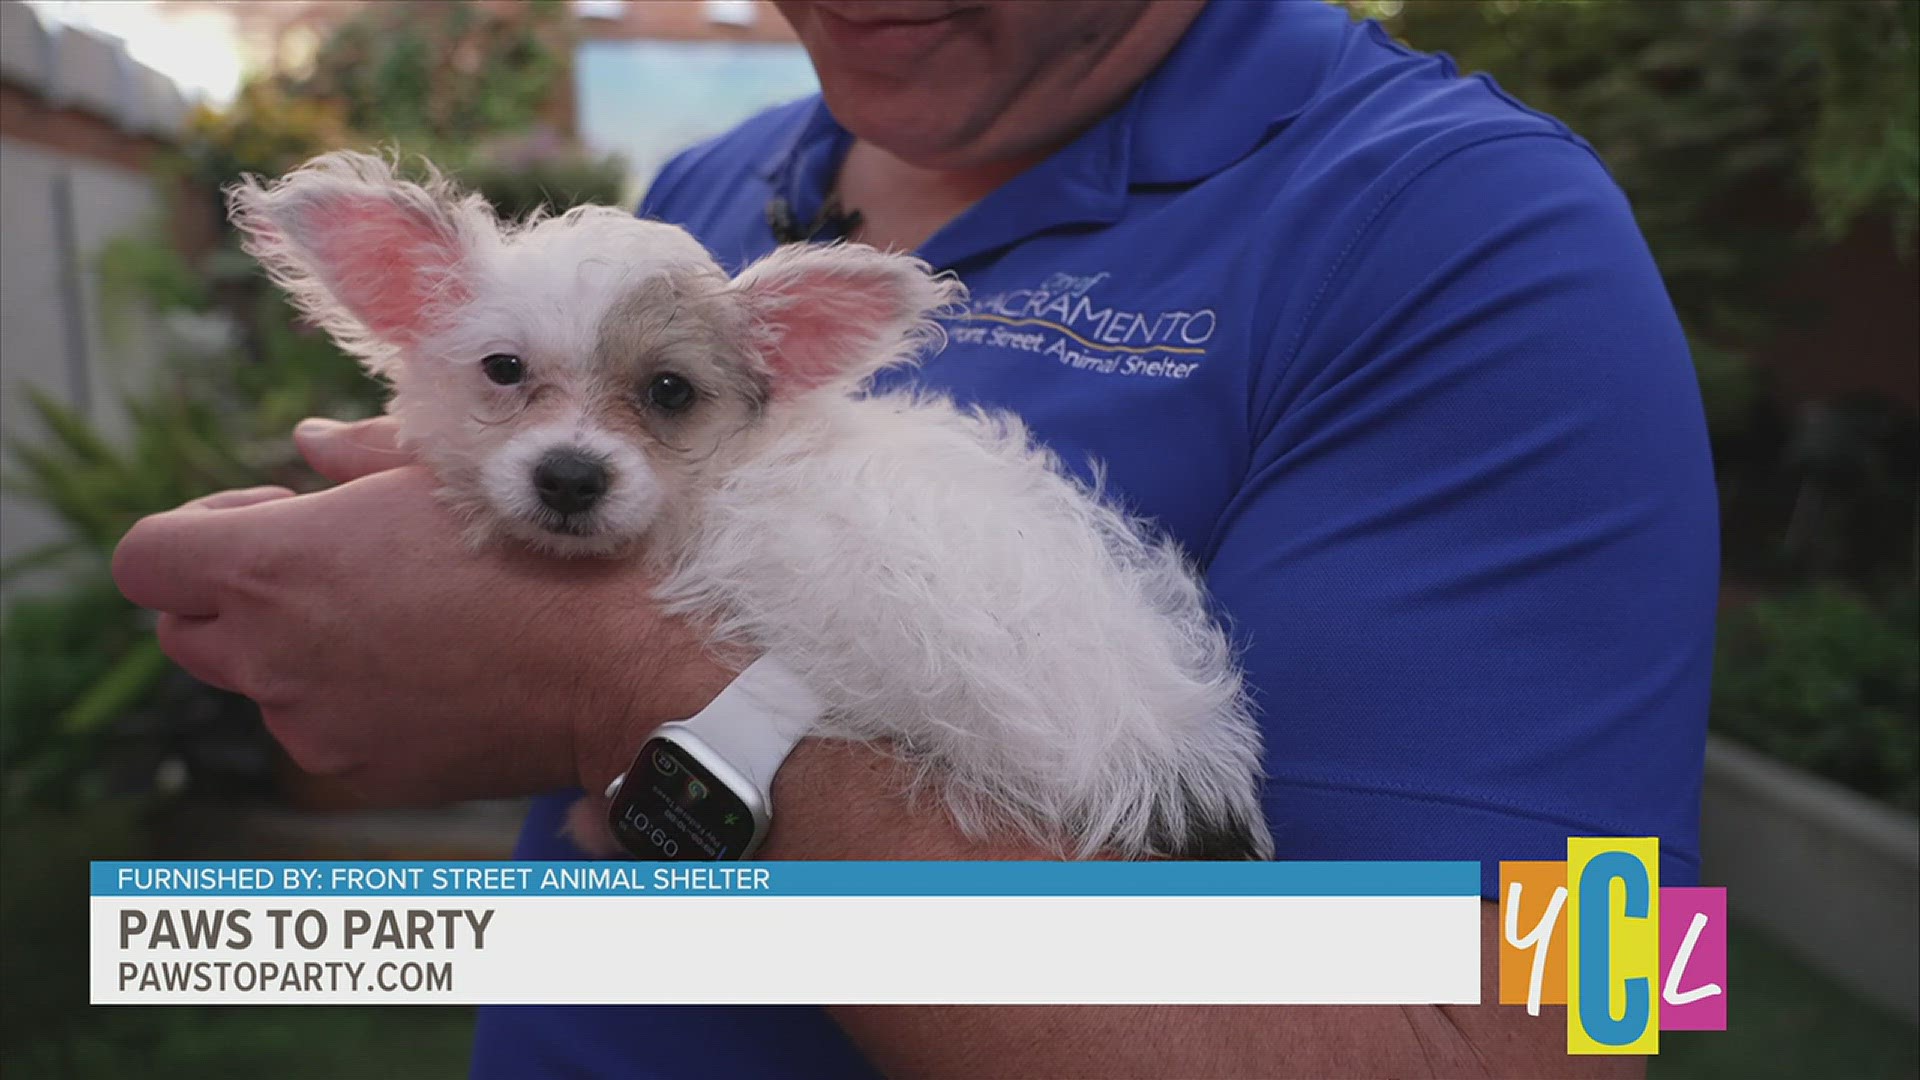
[668,655,822,797]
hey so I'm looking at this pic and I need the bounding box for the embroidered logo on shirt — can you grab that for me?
[946,271,1215,380]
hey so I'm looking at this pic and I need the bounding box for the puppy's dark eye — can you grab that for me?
[481,353,525,386]
[646,372,697,413]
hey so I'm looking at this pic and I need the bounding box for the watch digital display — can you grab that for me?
[608,738,758,860]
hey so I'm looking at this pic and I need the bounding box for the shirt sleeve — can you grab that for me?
[1206,132,1718,892]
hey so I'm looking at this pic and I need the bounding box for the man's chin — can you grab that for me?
[814,80,995,164]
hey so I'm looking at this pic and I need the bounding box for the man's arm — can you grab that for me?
[760,134,1708,1080]
[764,740,1638,1080]
[116,431,1615,1079]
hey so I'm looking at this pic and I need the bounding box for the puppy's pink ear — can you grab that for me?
[732,243,965,394]
[228,151,487,371]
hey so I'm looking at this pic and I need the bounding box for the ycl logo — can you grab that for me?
[1500,838,1727,1055]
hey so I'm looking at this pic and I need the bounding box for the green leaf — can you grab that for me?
[20,387,121,471]
[58,639,171,737]
[0,541,86,582]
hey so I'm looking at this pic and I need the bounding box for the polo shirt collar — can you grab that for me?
[1127,0,1340,185]
[757,0,1340,267]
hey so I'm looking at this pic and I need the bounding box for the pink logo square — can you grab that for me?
[1658,886,1728,1031]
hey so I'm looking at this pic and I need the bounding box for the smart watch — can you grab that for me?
[602,656,821,861]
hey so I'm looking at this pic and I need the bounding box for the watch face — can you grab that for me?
[608,738,759,860]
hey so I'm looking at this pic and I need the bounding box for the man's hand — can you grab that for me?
[111,417,736,805]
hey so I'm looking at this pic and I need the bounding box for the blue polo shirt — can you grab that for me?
[473,2,1717,1076]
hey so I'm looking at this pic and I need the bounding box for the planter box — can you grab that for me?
[1700,734,1919,1022]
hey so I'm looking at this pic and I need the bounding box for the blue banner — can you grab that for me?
[93,860,1479,897]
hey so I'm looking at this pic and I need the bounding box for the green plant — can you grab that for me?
[1798,1,1920,246]
[0,580,150,805]
[1,805,475,1076]
[1360,0,1920,436]
[173,0,620,222]
[0,803,147,1062]
[1352,1,1920,718]
[0,573,278,813]
[293,0,571,149]
[93,227,209,350]
[177,79,356,191]
[177,76,626,228]
[1712,582,1920,811]
[0,0,628,810]
[2,388,249,571]
[445,140,630,221]
[0,199,379,808]
[0,384,293,811]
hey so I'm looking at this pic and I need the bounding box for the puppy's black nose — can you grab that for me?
[533,450,608,515]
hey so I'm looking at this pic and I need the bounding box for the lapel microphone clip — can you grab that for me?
[767,196,865,245]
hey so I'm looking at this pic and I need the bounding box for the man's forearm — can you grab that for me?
[763,740,1644,1080]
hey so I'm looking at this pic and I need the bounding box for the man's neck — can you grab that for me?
[834,141,1038,252]
[831,3,1204,253]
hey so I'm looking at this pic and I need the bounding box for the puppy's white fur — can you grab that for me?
[659,396,1270,858]
[231,151,1273,860]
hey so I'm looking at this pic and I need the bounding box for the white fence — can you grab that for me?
[0,0,189,600]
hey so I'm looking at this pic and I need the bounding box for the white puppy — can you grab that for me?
[230,151,1273,860]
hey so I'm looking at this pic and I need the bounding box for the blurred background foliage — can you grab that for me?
[1,0,623,819]
[2,6,616,1062]
[1349,0,1920,810]
[300,0,569,149]
[1714,582,1919,812]
[1,0,1916,821]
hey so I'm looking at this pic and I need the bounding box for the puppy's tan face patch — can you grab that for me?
[583,271,767,500]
